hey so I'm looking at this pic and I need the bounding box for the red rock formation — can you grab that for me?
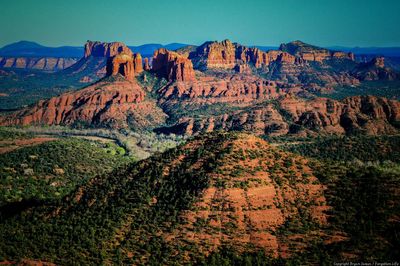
[276,52,297,64]
[104,46,142,80]
[352,56,398,81]
[235,47,282,68]
[158,75,282,106]
[84,41,133,58]
[190,39,355,72]
[0,79,166,129]
[189,40,237,69]
[143,57,150,71]
[332,51,355,61]
[371,57,385,68]
[152,48,195,82]
[0,57,78,71]
[106,53,136,80]
[279,40,355,62]
[280,95,400,135]
[198,39,236,69]
[133,53,143,73]
[234,64,251,74]
[159,95,400,136]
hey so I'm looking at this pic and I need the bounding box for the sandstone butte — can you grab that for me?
[106,53,143,80]
[0,40,399,136]
[152,48,196,82]
[279,40,354,62]
[84,40,133,58]
[187,39,355,70]
[0,41,165,128]
[352,56,398,81]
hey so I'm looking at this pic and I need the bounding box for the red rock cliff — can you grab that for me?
[84,41,133,58]
[152,48,195,82]
[0,78,167,129]
[106,53,136,80]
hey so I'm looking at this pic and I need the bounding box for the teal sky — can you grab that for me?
[1,0,400,47]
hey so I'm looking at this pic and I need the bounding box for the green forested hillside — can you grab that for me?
[0,132,399,265]
[0,138,132,205]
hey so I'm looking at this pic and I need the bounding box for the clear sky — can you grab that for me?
[1,0,400,47]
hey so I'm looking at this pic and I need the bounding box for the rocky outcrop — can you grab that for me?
[352,57,398,81]
[191,39,237,69]
[105,51,143,80]
[106,53,136,80]
[0,77,166,129]
[160,132,327,258]
[277,95,400,135]
[190,39,354,71]
[158,75,282,106]
[267,59,359,86]
[133,53,143,73]
[279,40,354,62]
[159,95,400,136]
[64,41,142,81]
[0,57,78,71]
[143,57,150,71]
[234,63,251,74]
[152,48,195,82]
[84,41,133,58]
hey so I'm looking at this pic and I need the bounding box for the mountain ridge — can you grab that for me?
[1,39,399,137]
[2,40,400,58]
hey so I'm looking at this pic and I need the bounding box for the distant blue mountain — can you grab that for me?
[129,43,189,57]
[327,46,400,57]
[0,41,83,57]
[2,41,399,59]
[0,41,190,58]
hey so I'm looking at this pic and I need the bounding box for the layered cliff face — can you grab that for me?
[84,41,133,58]
[106,53,143,80]
[266,59,360,86]
[279,40,354,62]
[1,39,399,135]
[157,75,282,108]
[0,41,162,128]
[280,95,400,135]
[0,76,166,129]
[160,95,400,136]
[160,132,328,259]
[191,39,237,69]
[352,57,398,81]
[63,41,143,81]
[152,48,195,81]
[185,39,371,87]
[189,39,355,71]
[0,57,78,71]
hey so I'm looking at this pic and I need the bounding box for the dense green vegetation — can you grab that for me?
[3,126,185,160]
[281,134,400,163]
[0,132,399,264]
[204,134,400,264]
[312,163,400,261]
[0,58,104,109]
[319,80,400,100]
[0,138,132,205]
[0,127,33,140]
[0,133,236,265]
